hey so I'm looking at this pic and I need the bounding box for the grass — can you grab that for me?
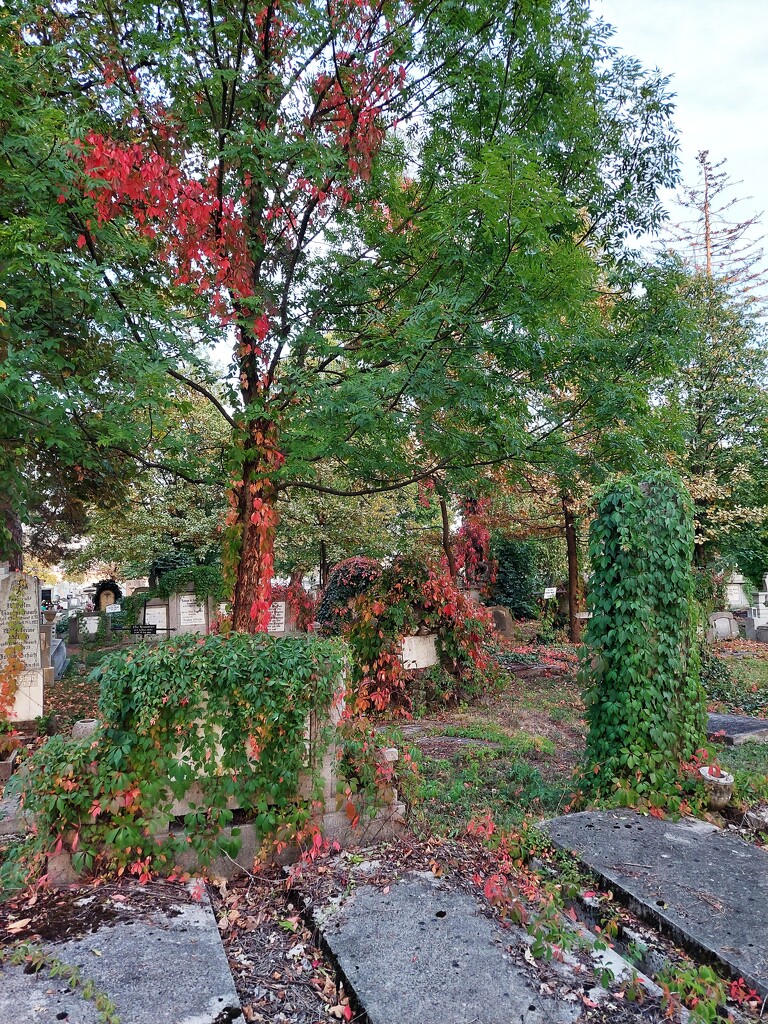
[718,741,768,808]
[395,719,574,836]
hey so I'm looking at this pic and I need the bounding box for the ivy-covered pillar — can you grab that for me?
[581,470,706,807]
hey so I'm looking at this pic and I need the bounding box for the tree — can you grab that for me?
[4,2,680,631]
[660,154,768,569]
[273,476,438,586]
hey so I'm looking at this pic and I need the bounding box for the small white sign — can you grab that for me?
[267,601,286,633]
[543,587,557,600]
[105,603,121,614]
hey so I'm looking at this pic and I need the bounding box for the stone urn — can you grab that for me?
[43,610,57,623]
[699,765,734,811]
[71,719,99,741]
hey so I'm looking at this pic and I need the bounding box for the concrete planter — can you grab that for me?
[699,766,734,811]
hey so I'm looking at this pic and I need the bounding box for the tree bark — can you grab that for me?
[230,423,280,632]
[439,494,458,578]
[562,493,581,643]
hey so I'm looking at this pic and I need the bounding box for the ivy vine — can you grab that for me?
[580,470,707,809]
[4,634,346,890]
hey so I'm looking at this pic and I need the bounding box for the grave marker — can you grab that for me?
[267,601,286,633]
[0,567,44,722]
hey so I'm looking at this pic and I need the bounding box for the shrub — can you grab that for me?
[5,633,345,889]
[315,557,381,635]
[581,470,707,809]
[491,538,539,617]
[346,555,495,713]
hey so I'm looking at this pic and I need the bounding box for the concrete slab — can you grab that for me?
[708,712,768,745]
[545,810,768,996]
[316,872,580,1024]
[0,882,243,1024]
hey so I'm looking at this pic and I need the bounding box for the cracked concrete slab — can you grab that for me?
[707,713,768,745]
[0,882,243,1024]
[545,810,768,996]
[316,871,581,1024]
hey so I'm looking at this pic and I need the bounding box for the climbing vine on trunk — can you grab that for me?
[581,470,706,809]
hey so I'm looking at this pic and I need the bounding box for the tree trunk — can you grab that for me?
[0,498,22,570]
[230,426,280,632]
[319,539,329,590]
[439,494,457,578]
[562,493,581,644]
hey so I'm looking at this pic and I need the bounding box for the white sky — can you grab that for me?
[594,0,768,260]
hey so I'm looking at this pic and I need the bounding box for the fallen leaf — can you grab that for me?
[7,918,31,933]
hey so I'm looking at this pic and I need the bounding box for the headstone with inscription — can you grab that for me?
[167,588,210,636]
[267,601,287,634]
[0,565,44,722]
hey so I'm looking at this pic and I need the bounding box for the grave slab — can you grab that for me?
[545,810,768,995]
[707,712,768,744]
[0,881,244,1024]
[316,872,580,1024]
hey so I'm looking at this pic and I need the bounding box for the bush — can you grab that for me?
[5,633,345,889]
[491,538,539,617]
[316,557,381,635]
[347,554,495,713]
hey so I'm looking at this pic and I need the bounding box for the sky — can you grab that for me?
[594,0,768,261]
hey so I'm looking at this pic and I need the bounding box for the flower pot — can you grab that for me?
[43,610,57,623]
[699,766,734,811]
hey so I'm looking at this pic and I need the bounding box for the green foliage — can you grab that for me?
[698,644,735,696]
[491,539,539,617]
[581,470,707,807]
[658,964,727,1023]
[5,634,345,889]
[316,558,382,636]
[399,729,569,836]
[152,565,226,602]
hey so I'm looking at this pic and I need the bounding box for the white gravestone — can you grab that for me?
[0,569,44,722]
[267,601,286,634]
[174,593,208,630]
[401,634,439,669]
[143,605,168,631]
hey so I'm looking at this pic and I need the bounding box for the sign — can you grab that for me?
[179,594,207,627]
[267,601,286,633]
[543,587,557,600]
[131,624,157,636]
[105,603,121,614]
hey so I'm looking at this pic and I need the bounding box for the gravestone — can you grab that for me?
[488,605,515,638]
[708,610,740,641]
[0,565,44,722]
[268,600,287,633]
[725,572,751,611]
[401,634,438,669]
[167,587,211,636]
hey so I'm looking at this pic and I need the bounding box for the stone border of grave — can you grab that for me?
[43,699,406,885]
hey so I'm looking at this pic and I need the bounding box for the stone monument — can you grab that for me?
[0,564,44,722]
